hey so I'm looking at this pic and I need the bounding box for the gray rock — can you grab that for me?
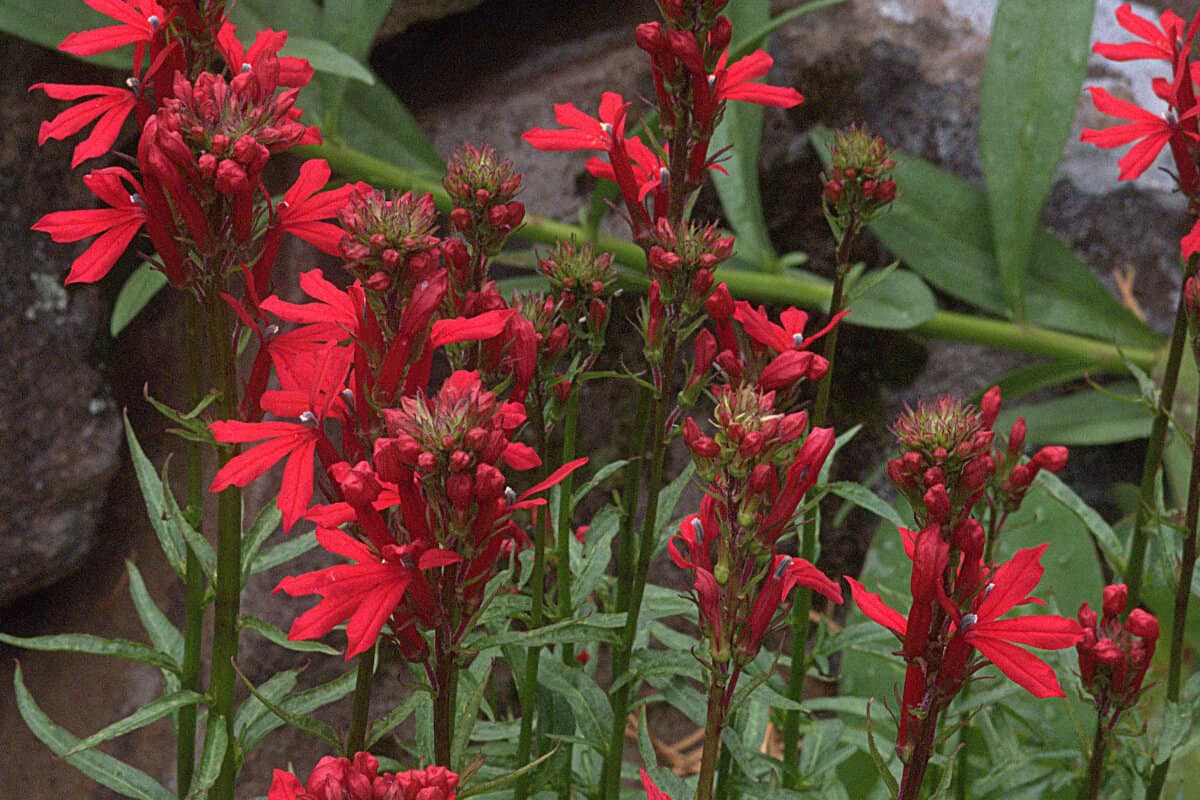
[0,34,122,607]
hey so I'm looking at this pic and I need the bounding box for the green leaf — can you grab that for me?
[230,0,321,37]
[125,413,187,577]
[13,664,175,800]
[188,715,228,800]
[336,79,444,176]
[1152,701,1193,765]
[844,268,937,330]
[997,382,1152,446]
[0,632,178,672]
[865,701,900,799]
[709,1,776,271]
[571,505,620,609]
[111,263,168,336]
[125,560,185,667]
[979,358,1096,404]
[980,0,1094,318]
[284,36,375,84]
[142,387,218,445]
[464,613,626,650]
[366,692,425,749]
[0,0,130,69]
[62,690,205,756]
[161,460,218,582]
[451,658,492,769]
[234,669,299,740]
[538,656,613,750]
[250,529,320,575]
[1035,470,1125,574]
[236,667,354,752]
[811,129,1162,349]
[572,459,630,506]
[653,461,696,557]
[241,502,284,585]
[827,481,905,529]
[240,615,341,655]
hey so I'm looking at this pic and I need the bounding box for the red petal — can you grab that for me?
[845,576,907,636]
[971,636,1066,698]
[972,616,1083,649]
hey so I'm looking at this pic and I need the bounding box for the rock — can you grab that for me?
[0,34,122,607]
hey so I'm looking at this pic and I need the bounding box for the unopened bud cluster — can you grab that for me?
[337,188,442,294]
[1077,584,1159,727]
[821,124,898,225]
[538,240,614,353]
[444,143,525,257]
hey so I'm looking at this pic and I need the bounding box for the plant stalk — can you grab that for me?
[602,332,680,800]
[177,295,207,799]
[515,394,552,800]
[345,644,376,756]
[555,388,581,800]
[1143,328,1200,800]
[783,222,855,784]
[695,674,729,800]
[433,624,457,768]
[898,705,942,800]
[1080,713,1108,800]
[1125,285,1189,606]
[207,292,243,800]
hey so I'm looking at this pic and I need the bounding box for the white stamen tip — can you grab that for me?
[792,332,805,347]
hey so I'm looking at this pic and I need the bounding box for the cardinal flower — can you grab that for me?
[58,0,167,65]
[692,49,804,129]
[1080,87,1200,181]
[31,166,147,284]
[1092,4,1191,63]
[32,83,139,168]
[275,527,462,659]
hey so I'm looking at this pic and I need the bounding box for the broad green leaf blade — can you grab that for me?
[709,0,776,271]
[111,263,168,336]
[189,715,228,799]
[240,615,341,656]
[284,36,375,84]
[980,0,1094,319]
[337,79,444,177]
[13,664,175,800]
[1035,470,1125,574]
[844,268,936,330]
[230,0,321,37]
[125,413,187,577]
[811,129,1163,349]
[62,690,205,757]
[125,560,185,665]
[997,382,1152,446]
[241,502,284,585]
[0,632,178,672]
[0,0,129,69]
[250,529,319,575]
[314,0,390,132]
[979,358,1096,404]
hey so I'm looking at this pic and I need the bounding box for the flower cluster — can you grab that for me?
[850,389,1081,775]
[1081,4,1200,256]
[1077,584,1159,729]
[523,5,801,241]
[887,387,1068,531]
[821,124,898,228]
[269,752,458,800]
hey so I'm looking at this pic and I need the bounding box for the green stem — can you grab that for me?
[783,225,854,785]
[602,333,680,800]
[1126,286,1189,606]
[1144,333,1200,800]
[177,295,207,799]
[207,293,243,800]
[433,625,457,768]
[299,140,1162,374]
[345,644,375,756]
[616,388,651,616]
[555,389,581,799]
[515,395,552,800]
[557,388,581,664]
[713,720,738,800]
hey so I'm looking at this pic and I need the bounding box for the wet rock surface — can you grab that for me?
[0,0,1180,795]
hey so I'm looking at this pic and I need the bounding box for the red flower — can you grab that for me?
[31,166,146,284]
[58,0,166,62]
[1080,87,1199,181]
[692,49,804,129]
[268,752,459,800]
[216,22,314,89]
[1092,4,1190,63]
[734,302,850,390]
[275,527,462,658]
[31,83,139,168]
[209,345,352,530]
